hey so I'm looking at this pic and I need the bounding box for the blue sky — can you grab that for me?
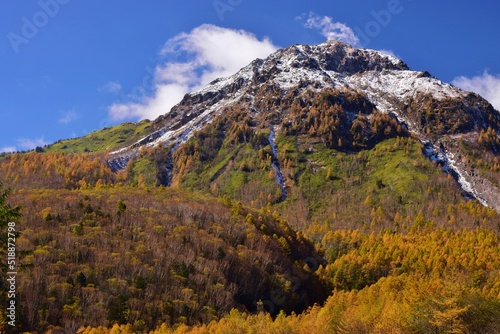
[1,0,499,152]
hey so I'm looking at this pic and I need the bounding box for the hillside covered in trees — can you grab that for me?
[1,41,500,333]
[1,117,500,333]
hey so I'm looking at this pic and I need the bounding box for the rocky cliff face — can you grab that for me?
[108,40,500,210]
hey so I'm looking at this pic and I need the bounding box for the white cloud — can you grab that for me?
[452,71,500,111]
[109,84,189,121]
[17,137,49,150]
[58,110,79,124]
[100,81,122,94]
[109,24,279,121]
[300,13,360,47]
[0,146,16,153]
[1,137,50,153]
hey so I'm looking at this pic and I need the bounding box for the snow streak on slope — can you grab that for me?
[422,142,488,206]
[109,61,258,161]
[268,127,287,202]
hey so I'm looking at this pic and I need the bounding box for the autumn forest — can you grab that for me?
[1,87,500,333]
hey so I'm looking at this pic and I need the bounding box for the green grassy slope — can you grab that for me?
[44,120,152,154]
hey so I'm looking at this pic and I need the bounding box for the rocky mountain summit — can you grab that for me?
[108,41,500,210]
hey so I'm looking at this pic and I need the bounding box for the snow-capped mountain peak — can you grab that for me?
[108,41,500,211]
